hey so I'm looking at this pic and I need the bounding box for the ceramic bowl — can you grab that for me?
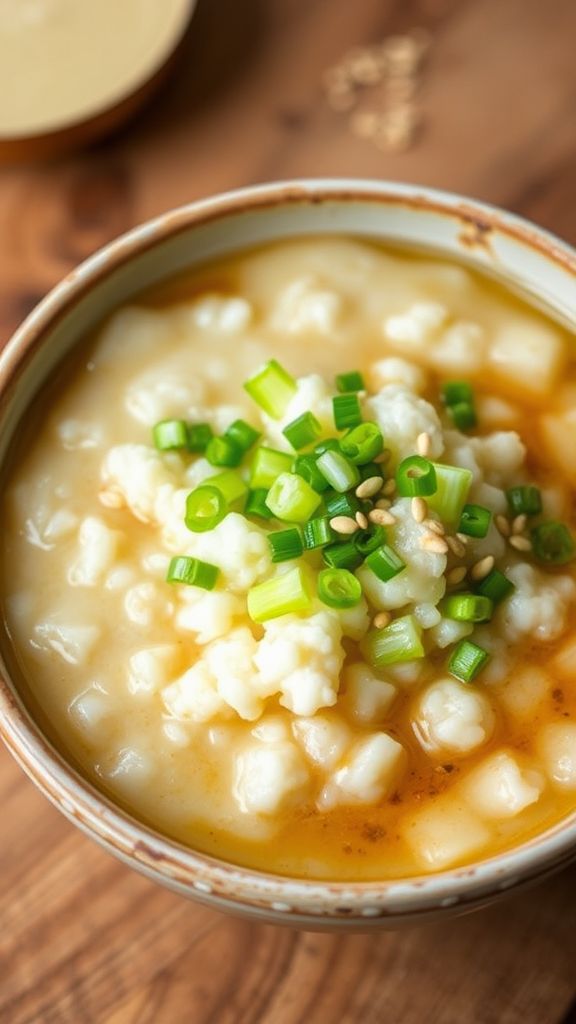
[0,180,575,930]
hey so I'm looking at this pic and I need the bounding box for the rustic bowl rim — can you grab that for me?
[1,177,575,924]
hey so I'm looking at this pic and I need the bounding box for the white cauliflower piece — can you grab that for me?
[319,733,406,808]
[101,444,178,523]
[368,357,427,394]
[43,509,79,542]
[186,294,252,333]
[462,751,544,819]
[172,512,270,592]
[365,385,444,463]
[477,396,521,430]
[383,302,447,354]
[32,620,100,666]
[428,617,473,649]
[403,800,491,870]
[128,645,182,695]
[252,716,290,744]
[96,746,155,796]
[341,663,397,724]
[500,563,576,643]
[428,320,486,375]
[175,589,244,644]
[163,662,229,723]
[271,277,343,336]
[68,683,111,736]
[254,612,344,716]
[538,723,576,790]
[58,418,103,450]
[202,627,262,720]
[124,582,173,627]
[470,431,526,488]
[68,517,123,587]
[413,677,495,756]
[496,666,551,721]
[488,317,566,398]
[233,741,310,814]
[292,715,351,769]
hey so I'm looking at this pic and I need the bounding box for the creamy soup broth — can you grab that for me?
[2,238,576,881]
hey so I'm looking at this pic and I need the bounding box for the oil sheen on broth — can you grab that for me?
[2,238,576,882]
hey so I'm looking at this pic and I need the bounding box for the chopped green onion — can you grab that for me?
[265,472,322,523]
[250,446,293,489]
[506,485,542,517]
[244,488,274,521]
[448,401,477,431]
[442,381,474,407]
[314,438,342,456]
[166,555,219,590]
[365,544,406,582]
[318,568,362,609]
[205,435,243,468]
[282,411,322,451]
[268,528,303,563]
[340,422,383,465]
[185,486,227,533]
[458,503,492,539]
[187,423,214,453]
[244,359,297,419]
[247,566,312,623]
[441,593,493,623]
[303,516,335,550]
[153,419,189,451]
[354,524,386,557]
[361,614,424,667]
[531,521,576,565]
[448,639,489,683]
[475,569,515,605]
[316,450,360,492]
[333,393,362,431]
[323,540,363,571]
[336,371,365,393]
[324,491,361,517]
[358,461,385,482]
[292,454,329,493]
[207,470,247,505]
[396,455,437,497]
[224,419,261,453]
[426,464,473,527]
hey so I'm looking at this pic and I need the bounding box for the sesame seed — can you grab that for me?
[512,514,527,535]
[369,508,396,526]
[355,511,369,529]
[509,535,532,552]
[411,497,428,523]
[447,566,467,586]
[456,533,470,545]
[423,518,445,535]
[416,431,432,457]
[419,533,449,555]
[329,515,358,535]
[375,498,391,510]
[356,476,383,499]
[374,449,392,464]
[382,479,396,496]
[470,555,495,581]
[495,515,510,538]
[446,536,466,557]
[373,611,392,629]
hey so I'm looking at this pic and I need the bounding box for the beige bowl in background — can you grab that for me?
[0,179,575,929]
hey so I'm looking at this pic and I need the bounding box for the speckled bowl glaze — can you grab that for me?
[0,180,575,930]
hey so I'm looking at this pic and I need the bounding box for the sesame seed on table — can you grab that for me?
[1,0,576,1021]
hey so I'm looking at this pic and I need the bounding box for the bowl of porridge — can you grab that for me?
[0,180,575,929]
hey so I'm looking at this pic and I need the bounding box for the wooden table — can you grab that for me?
[1,1,576,1020]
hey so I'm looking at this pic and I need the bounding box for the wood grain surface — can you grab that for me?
[1,1,576,1021]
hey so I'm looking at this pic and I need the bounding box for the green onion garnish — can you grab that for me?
[340,422,383,465]
[354,524,386,557]
[250,447,293,489]
[207,470,247,505]
[531,521,576,565]
[282,411,322,451]
[185,485,227,533]
[316,450,360,492]
[268,528,303,563]
[317,568,362,609]
[426,464,473,527]
[187,423,214,453]
[314,438,342,456]
[323,540,363,571]
[448,639,489,683]
[302,516,335,550]
[224,419,261,453]
[441,593,493,623]
[244,359,297,419]
[336,371,365,393]
[448,401,477,431]
[166,555,219,590]
[333,393,362,431]
[458,503,492,539]
[292,454,329,493]
[365,544,406,582]
[153,419,189,451]
[396,455,437,497]
[247,566,312,622]
[475,568,515,604]
[244,488,274,521]
[324,491,361,518]
[358,461,385,482]
[506,485,542,517]
[205,435,243,468]
[361,614,424,667]
[265,472,322,523]
[442,381,475,407]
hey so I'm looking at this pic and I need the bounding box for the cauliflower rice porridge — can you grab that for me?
[3,237,576,881]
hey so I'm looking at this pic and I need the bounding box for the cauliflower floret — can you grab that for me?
[185,294,252,333]
[124,581,174,627]
[368,357,427,394]
[365,385,444,464]
[68,683,111,736]
[162,661,229,723]
[319,733,406,808]
[428,617,473,649]
[125,361,206,426]
[500,563,576,643]
[96,746,155,796]
[57,419,104,450]
[462,751,544,820]
[428,320,486,375]
[403,799,491,870]
[254,612,344,716]
[488,316,566,398]
[271,277,343,336]
[413,677,495,756]
[341,663,397,724]
[538,723,576,790]
[263,374,333,450]
[101,444,178,523]
[383,302,447,354]
[33,619,100,666]
[470,431,526,488]
[233,740,310,814]
[161,512,271,593]
[128,645,182,695]
[175,589,244,644]
[292,715,351,769]
[202,627,262,720]
[252,716,290,744]
[68,517,123,587]
[495,666,551,721]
